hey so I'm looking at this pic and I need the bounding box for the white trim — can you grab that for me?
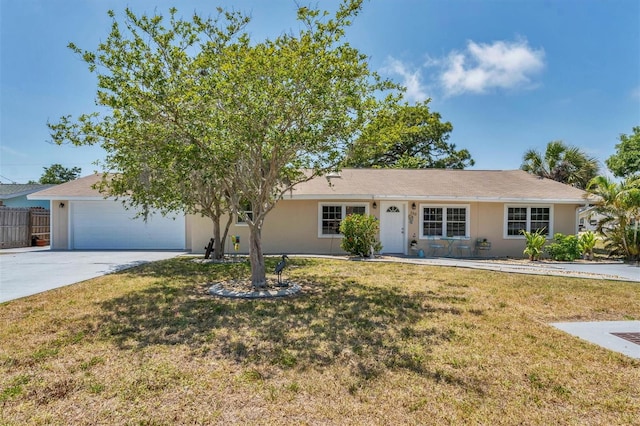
[317,202,369,238]
[28,195,122,201]
[503,204,554,239]
[418,203,471,240]
[235,209,253,226]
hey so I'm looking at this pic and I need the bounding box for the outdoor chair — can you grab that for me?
[457,242,473,257]
[429,242,444,256]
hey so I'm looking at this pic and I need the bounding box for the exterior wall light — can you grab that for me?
[372,201,377,209]
[59,202,65,208]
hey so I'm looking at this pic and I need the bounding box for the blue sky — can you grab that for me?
[1,0,638,183]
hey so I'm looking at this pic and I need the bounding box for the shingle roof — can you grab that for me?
[0,183,56,199]
[28,174,107,199]
[288,169,590,203]
[29,169,591,204]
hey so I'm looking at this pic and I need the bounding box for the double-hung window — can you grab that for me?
[318,203,367,237]
[420,205,469,238]
[505,205,551,237]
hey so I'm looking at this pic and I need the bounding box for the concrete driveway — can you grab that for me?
[0,248,183,303]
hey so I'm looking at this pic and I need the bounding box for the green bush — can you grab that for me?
[602,226,640,261]
[522,229,547,261]
[339,214,382,257]
[578,231,597,260]
[546,233,582,261]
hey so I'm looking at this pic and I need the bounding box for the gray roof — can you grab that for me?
[288,169,590,203]
[0,183,56,199]
[30,169,591,204]
[28,174,106,200]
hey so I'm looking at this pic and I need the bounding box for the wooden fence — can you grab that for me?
[0,207,50,249]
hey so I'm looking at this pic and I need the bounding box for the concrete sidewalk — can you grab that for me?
[551,321,640,359]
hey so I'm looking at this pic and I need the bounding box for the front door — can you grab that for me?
[380,202,406,254]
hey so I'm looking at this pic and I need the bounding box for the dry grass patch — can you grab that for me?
[1,257,639,425]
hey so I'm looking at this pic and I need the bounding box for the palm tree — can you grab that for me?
[521,141,599,189]
[586,175,640,260]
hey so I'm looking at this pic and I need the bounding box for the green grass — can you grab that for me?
[1,257,639,425]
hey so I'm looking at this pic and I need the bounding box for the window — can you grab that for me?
[505,206,551,237]
[422,207,443,236]
[318,203,367,237]
[236,200,253,225]
[420,205,469,238]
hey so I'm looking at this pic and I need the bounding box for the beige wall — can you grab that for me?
[189,199,363,256]
[188,199,582,259]
[51,200,69,250]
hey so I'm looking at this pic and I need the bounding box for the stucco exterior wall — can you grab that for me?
[188,199,581,259]
[189,199,366,256]
[51,201,69,250]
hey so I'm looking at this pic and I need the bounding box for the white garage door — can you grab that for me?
[71,201,185,250]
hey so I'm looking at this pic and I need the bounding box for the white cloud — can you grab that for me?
[381,57,430,103]
[438,39,545,96]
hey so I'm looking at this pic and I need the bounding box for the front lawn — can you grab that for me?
[1,258,639,424]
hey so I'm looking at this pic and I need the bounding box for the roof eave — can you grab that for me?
[2,190,46,199]
[285,193,590,204]
[27,195,120,201]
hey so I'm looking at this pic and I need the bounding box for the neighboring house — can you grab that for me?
[29,169,591,257]
[0,183,54,209]
[578,206,603,232]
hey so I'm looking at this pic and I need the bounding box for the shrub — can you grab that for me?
[522,229,547,261]
[602,226,640,261]
[579,231,597,260]
[340,214,382,257]
[546,233,582,261]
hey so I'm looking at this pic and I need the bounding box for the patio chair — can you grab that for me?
[429,242,444,256]
[457,242,473,257]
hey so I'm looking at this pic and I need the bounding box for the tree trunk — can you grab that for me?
[211,219,223,260]
[248,224,267,288]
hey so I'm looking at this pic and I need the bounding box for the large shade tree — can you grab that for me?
[521,140,599,189]
[342,100,474,169]
[33,164,82,184]
[49,1,395,286]
[49,7,249,259]
[606,126,640,179]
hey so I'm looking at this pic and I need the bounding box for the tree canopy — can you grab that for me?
[605,126,640,178]
[48,1,395,286]
[342,100,473,169]
[520,140,599,189]
[34,164,81,184]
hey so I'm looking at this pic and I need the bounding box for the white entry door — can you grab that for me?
[380,202,406,254]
